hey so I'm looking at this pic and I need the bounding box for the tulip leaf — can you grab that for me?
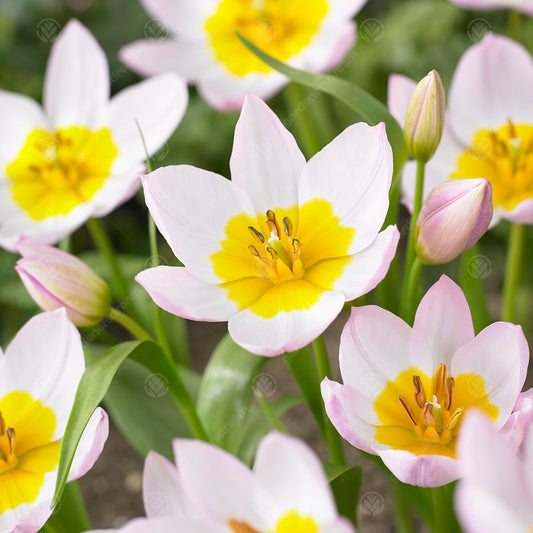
[42,481,91,533]
[197,333,268,449]
[324,463,362,526]
[103,358,201,459]
[236,33,408,177]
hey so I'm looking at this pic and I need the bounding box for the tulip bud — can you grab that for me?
[415,178,492,265]
[404,70,445,162]
[15,240,111,327]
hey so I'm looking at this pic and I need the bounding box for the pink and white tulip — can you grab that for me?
[449,0,533,15]
[136,94,399,356]
[455,410,533,533]
[88,432,355,532]
[15,240,111,327]
[415,178,492,264]
[389,33,533,225]
[120,0,366,111]
[0,19,188,250]
[322,275,528,487]
[0,309,108,533]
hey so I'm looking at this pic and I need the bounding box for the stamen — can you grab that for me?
[291,238,301,256]
[6,428,15,455]
[432,364,447,403]
[266,210,280,237]
[444,376,454,410]
[444,407,464,432]
[248,226,265,244]
[0,413,4,436]
[507,119,517,139]
[248,244,261,258]
[227,518,261,533]
[412,375,426,408]
[266,247,278,261]
[422,403,435,427]
[283,216,293,237]
[398,396,417,426]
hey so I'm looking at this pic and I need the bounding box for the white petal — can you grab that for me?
[387,74,416,126]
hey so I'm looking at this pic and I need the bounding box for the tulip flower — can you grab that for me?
[15,239,111,327]
[136,94,399,356]
[88,432,355,532]
[455,411,533,533]
[415,178,492,264]
[322,275,528,487]
[449,0,533,15]
[120,0,367,111]
[0,309,108,532]
[0,19,188,250]
[403,70,446,163]
[389,33,533,225]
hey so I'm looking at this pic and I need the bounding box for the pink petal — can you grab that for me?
[410,275,475,375]
[299,122,393,253]
[387,74,416,126]
[254,432,337,524]
[230,94,305,213]
[68,407,109,481]
[228,288,345,356]
[44,20,109,128]
[136,266,237,322]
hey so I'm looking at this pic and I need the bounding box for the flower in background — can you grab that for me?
[455,410,533,533]
[415,178,492,264]
[389,33,533,225]
[120,0,367,111]
[136,94,398,356]
[0,19,188,251]
[322,275,529,487]
[0,309,108,532]
[448,0,533,15]
[15,239,111,327]
[88,432,355,532]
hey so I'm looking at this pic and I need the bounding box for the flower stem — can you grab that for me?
[109,308,153,341]
[393,482,415,533]
[502,222,525,322]
[283,82,321,159]
[402,257,423,325]
[312,335,346,465]
[405,160,426,272]
[87,218,128,303]
[255,390,287,432]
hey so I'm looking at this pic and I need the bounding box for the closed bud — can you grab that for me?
[404,70,445,162]
[15,240,111,327]
[415,178,492,264]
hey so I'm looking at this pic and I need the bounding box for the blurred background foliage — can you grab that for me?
[0,0,532,345]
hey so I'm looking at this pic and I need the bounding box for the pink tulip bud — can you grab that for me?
[15,240,111,327]
[415,178,493,264]
[404,70,445,162]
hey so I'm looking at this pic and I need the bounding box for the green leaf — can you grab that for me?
[197,334,268,449]
[324,464,362,526]
[104,358,200,459]
[40,482,90,533]
[236,33,408,178]
[52,340,159,506]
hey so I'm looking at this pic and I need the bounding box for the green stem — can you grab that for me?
[393,482,415,533]
[431,486,451,533]
[109,308,153,341]
[312,336,346,465]
[255,391,287,432]
[405,160,426,272]
[283,83,321,158]
[502,223,525,322]
[509,9,521,42]
[87,218,128,302]
[402,257,423,325]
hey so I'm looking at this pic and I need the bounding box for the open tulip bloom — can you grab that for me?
[389,33,533,225]
[448,0,533,14]
[0,19,187,251]
[455,411,533,533]
[89,432,355,532]
[0,309,108,532]
[136,94,399,356]
[120,0,367,111]
[322,275,529,487]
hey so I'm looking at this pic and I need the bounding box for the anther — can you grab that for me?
[444,407,464,432]
[507,119,517,139]
[266,210,280,237]
[283,217,293,237]
[6,428,15,455]
[248,226,265,244]
[444,376,454,410]
[227,518,261,533]
[266,247,278,261]
[432,364,447,403]
[398,396,417,426]
[0,413,4,436]
[422,403,435,427]
[413,375,426,408]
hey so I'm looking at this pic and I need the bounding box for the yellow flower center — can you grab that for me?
[373,363,498,457]
[6,126,118,220]
[0,391,60,514]
[210,199,355,318]
[228,510,320,532]
[205,0,328,76]
[451,120,533,211]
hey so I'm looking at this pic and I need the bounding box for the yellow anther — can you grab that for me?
[432,363,447,404]
[266,210,280,237]
[248,226,265,244]
[444,376,455,410]
[227,518,261,533]
[422,403,435,427]
[283,216,293,237]
[398,396,417,426]
[6,428,15,455]
[445,407,464,432]
[412,375,426,408]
